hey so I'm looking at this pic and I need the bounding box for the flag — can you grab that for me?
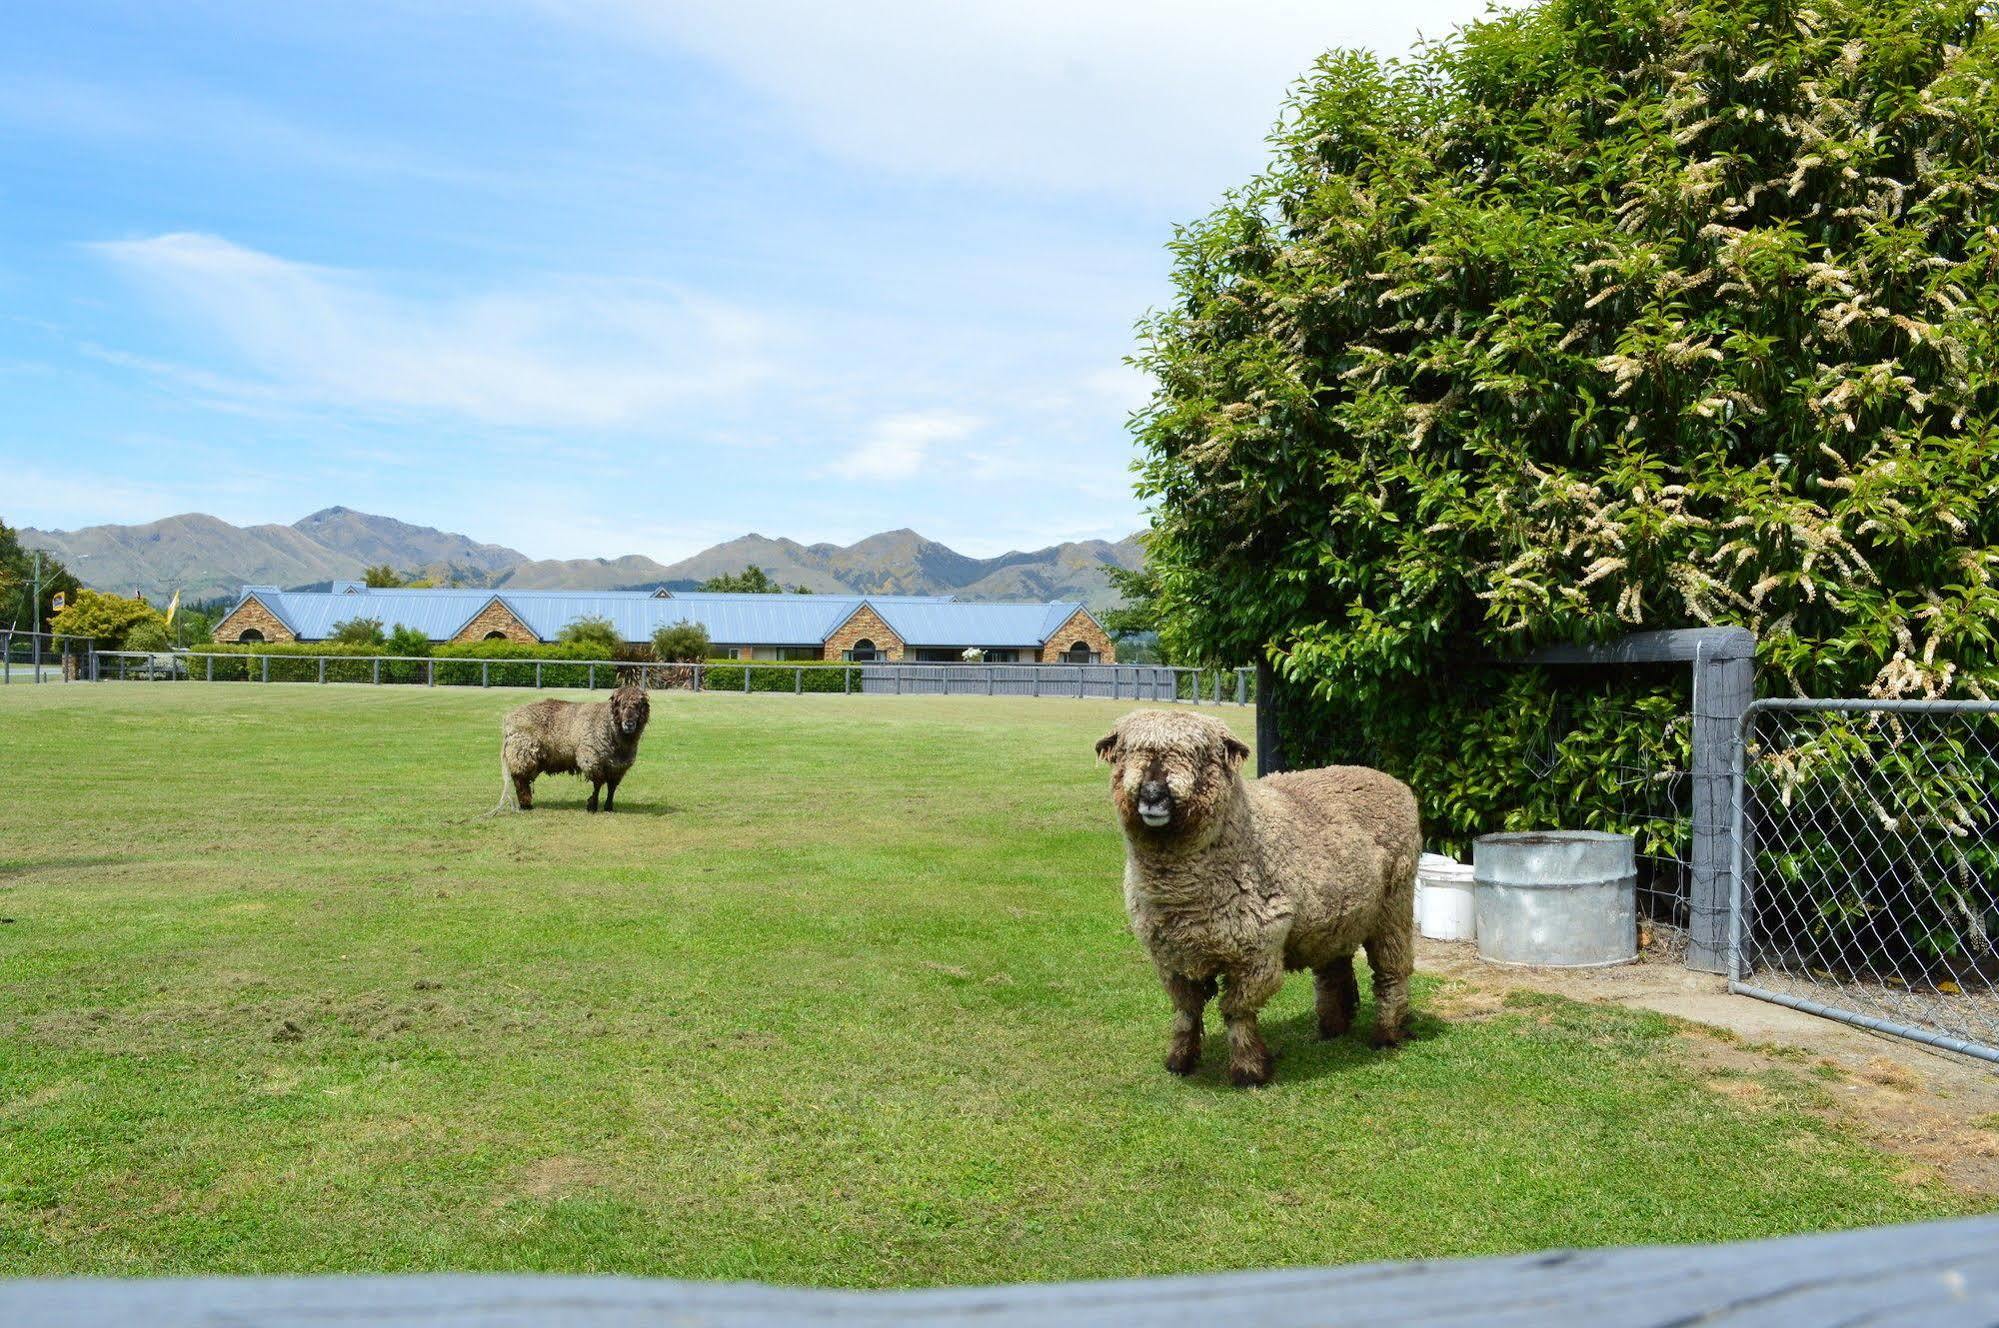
[164,590,180,625]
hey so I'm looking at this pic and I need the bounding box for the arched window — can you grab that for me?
[850,638,878,662]
[484,631,507,641]
[1065,640,1094,664]
[238,628,265,644]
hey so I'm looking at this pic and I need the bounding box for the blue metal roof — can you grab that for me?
[232,586,1092,647]
[872,601,1090,648]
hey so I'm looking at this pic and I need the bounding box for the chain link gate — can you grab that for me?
[1731,698,1999,1064]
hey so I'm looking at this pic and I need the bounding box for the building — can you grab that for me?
[211,583,1116,664]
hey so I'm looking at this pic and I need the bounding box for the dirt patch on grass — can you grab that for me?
[1420,939,1999,1198]
[512,1156,611,1202]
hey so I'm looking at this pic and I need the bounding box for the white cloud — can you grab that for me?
[554,0,1510,199]
[827,410,979,482]
[91,233,775,430]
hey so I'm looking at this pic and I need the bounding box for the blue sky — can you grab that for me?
[1,1,1496,560]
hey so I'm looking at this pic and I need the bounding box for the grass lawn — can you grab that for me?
[0,683,1976,1282]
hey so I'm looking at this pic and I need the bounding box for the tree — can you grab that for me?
[699,565,808,594]
[124,620,172,652]
[329,617,387,646]
[0,518,81,633]
[651,619,711,662]
[558,615,623,654]
[1135,0,1999,834]
[1099,560,1181,663]
[361,565,405,588]
[47,588,167,651]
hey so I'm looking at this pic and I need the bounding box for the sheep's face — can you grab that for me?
[1095,710,1249,843]
[609,686,650,738]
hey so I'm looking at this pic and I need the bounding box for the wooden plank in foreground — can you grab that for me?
[5,1216,1999,1327]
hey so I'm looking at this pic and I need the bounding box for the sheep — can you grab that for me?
[494,686,651,814]
[1095,708,1420,1086]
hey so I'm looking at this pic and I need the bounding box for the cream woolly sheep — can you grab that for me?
[1096,709,1420,1086]
[496,686,650,813]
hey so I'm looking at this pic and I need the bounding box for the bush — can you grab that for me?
[652,619,711,662]
[385,625,431,658]
[701,660,855,693]
[123,620,172,653]
[1134,0,1999,954]
[329,617,387,646]
[557,615,623,655]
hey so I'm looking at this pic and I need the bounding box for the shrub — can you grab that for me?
[123,620,173,653]
[652,619,711,662]
[385,625,431,657]
[701,660,855,693]
[329,617,387,646]
[557,615,623,655]
[1133,0,1999,952]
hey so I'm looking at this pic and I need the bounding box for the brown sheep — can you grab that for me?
[495,686,650,813]
[1096,709,1420,1086]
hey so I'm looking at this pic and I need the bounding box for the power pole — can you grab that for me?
[31,550,41,673]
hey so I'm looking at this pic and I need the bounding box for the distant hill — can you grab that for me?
[19,509,1144,608]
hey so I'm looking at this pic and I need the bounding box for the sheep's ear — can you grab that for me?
[1222,735,1251,771]
[1094,730,1120,763]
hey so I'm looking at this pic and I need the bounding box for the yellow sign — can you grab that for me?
[50,591,65,613]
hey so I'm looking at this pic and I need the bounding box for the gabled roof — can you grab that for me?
[228,586,1103,647]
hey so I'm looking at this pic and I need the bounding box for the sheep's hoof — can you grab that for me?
[1228,1051,1275,1088]
[1368,1027,1407,1051]
[1164,1042,1202,1076]
[1317,1015,1352,1040]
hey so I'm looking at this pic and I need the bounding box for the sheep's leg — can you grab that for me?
[1362,928,1414,1050]
[1159,971,1216,1075]
[603,775,621,813]
[586,782,601,813]
[1218,961,1284,1087]
[1314,955,1360,1039]
[513,774,535,810]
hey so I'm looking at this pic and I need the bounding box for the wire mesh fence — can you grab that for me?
[1733,699,1999,1063]
[1525,694,1695,958]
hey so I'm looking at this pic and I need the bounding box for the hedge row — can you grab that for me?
[186,643,865,691]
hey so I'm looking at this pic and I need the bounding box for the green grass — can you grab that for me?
[0,684,1976,1282]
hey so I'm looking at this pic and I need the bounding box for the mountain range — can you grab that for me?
[19,508,1145,608]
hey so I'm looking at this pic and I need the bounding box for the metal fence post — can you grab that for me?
[986,666,994,696]
[744,663,752,694]
[795,666,803,695]
[843,666,851,695]
[427,660,434,687]
[482,661,490,688]
[262,656,270,685]
[318,658,327,685]
[372,659,379,685]
[1687,647,1754,974]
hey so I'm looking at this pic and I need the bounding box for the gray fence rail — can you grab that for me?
[1731,697,1999,1065]
[82,651,1256,706]
[5,1215,1996,1326]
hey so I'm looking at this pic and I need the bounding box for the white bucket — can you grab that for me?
[1417,852,1477,942]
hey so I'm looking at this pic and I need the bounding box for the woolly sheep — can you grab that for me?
[1096,709,1420,1086]
[495,686,650,813]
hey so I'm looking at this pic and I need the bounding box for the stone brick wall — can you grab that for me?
[451,599,539,645]
[212,596,297,644]
[1038,610,1115,664]
[822,605,904,661]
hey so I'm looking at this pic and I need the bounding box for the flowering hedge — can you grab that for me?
[1133,0,1999,955]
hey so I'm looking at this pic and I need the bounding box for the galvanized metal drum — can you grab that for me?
[1472,831,1637,968]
